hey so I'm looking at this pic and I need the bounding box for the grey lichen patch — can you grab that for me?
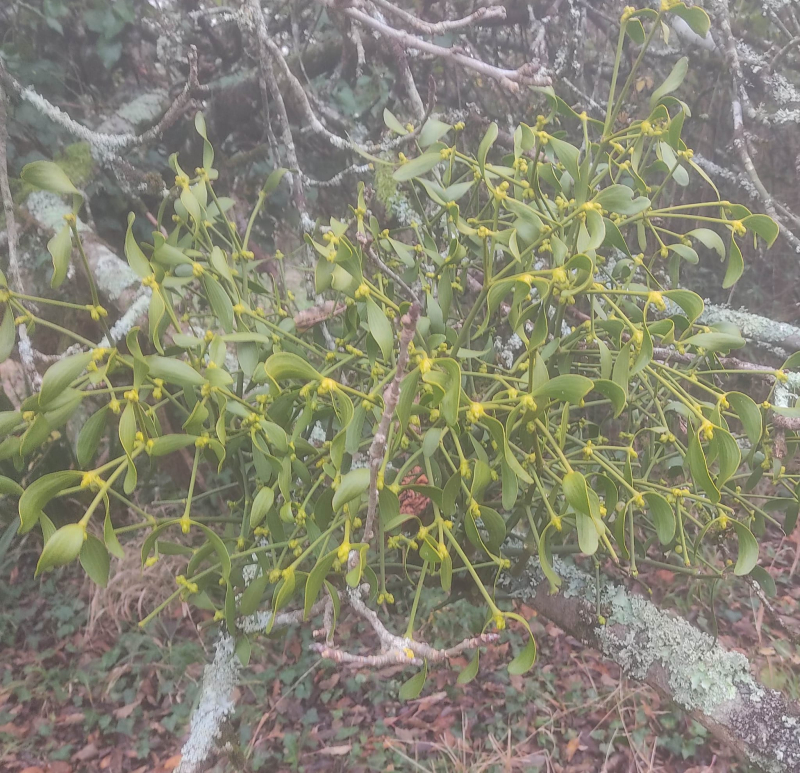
[25,191,87,232]
[599,587,758,716]
[91,244,140,301]
[700,304,800,352]
[726,682,800,773]
[98,89,170,136]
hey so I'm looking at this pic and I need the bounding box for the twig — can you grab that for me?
[315,0,550,94]
[369,0,507,35]
[363,302,420,542]
[367,248,422,306]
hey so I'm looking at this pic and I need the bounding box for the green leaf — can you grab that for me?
[240,570,270,616]
[688,228,725,258]
[508,633,537,675]
[332,467,371,512]
[547,136,580,182]
[76,405,109,467]
[47,224,72,289]
[262,352,321,383]
[456,650,480,685]
[669,2,710,36]
[730,520,758,576]
[149,434,198,457]
[36,522,85,575]
[144,355,205,387]
[643,492,675,544]
[393,152,442,182]
[203,274,234,333]
[0,306,16,364]
[0,475,23,497]
[749,565,776,598]
[39,351,93,408]
[19,470,83,534]
[124,213,152,277]
[723,238,743,288]
[538,524,561,592]
[21,160,82,197]
[195,523,231,582]
[664,290,704,323]
[742,214,779,247]
[262,167,288,196]
[626,18,645,44]
[711,426,741,486]
[383,109,408,135]
[686,431,720,503]
[681,332,745,351]
[104,507,124,559]
[591,379,626,418]
[419,118,452,148]
[399,660,427,700]
[422,427,443,459]
[365,297,393,360]
[727,391,762,445]
[593,185,649,215]
[304,549,338,619]
[250,486,275,529]
[477,123,498,174]
[650,57,688,109]
[533,374,593,404]
[80,534,110,587]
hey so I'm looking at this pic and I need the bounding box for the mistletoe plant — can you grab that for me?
[2,3,796,688]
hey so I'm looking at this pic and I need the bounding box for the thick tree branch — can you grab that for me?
[503,560,800,773]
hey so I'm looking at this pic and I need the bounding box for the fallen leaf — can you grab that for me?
[113,700,141,719]
[317,745,352,756]
[162,755,182,770]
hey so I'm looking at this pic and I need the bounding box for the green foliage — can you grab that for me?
[2,6,795,689]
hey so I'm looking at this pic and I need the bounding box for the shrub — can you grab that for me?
[2,4,793,688]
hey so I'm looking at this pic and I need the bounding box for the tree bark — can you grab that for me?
[503,559,800,773]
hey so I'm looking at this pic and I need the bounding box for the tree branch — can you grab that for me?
[503,559,800,773]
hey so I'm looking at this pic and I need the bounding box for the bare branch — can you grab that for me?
[369,0,507,35]
[316,0,550,94]
[363,302,420,542]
